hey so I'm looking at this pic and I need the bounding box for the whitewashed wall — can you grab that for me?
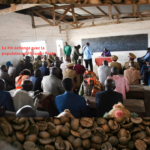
[1,12,150,73]
[67,18,150,73]
[0,12,67,66]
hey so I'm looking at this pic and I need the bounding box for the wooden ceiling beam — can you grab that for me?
[96,6,107,15]
[52,7,55,25]
[114,6,121,15]
[36,7,53,12]
[33,10,54,26]
[64,15,106,19]
[132,4,137,14]
[57,6,71,24]
[0,4,39,15]
[11,4,16,12]
[108,5,112,19]
[71,5,78,28]
[41,11,75,28]
[78,23,84,28]
[31,10,35,28]
[61,17,150,31]
[71,5,77,22]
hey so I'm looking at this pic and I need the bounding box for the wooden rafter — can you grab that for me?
[108,5,112,19]
[7,4,150,30]
[57,6,71,24]
[71,5,77,22]
[117,15,119,24]
[61,17,150,31]
[78,23,84,28]
[139,14,142,21]
[96,6,107,15]
[41,11,76,28]
[114,6,121,15]
[64,15,105,19]
[31,10,35,28]
[0,4,39,15]
[52,4,81,16]
[33,10,53,26]
[52,7,55,25]
[132,4,137,14]
[11,4,16,12]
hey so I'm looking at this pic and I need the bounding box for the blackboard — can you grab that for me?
[81,34,148,52]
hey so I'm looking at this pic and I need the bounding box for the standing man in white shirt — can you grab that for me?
[58,45,64,62]
[97,60,111,86]
[82,42,93,71]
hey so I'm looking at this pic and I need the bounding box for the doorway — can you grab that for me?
[56,40,63,57]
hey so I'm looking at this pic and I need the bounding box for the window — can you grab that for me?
[21,41,46,56]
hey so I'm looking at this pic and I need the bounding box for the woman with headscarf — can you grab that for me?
[15,69,31,89]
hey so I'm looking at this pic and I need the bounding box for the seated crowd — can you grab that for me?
[0,47,149,118]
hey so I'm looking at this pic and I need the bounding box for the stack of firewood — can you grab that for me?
[1,117,150,150]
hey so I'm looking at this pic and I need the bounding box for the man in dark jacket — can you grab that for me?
[95,79,123,117]
[39,61,49,78]
[30,69,43,92]
[71,45,83,64]
[0,78,15,111]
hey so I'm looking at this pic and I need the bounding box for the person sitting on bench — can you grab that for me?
[94,79,123,117]
[124,53,140,70]
[107,67,129,99]
[0,78,15,111]
[124,62,141,85]
[0,65,15,90]
[55,78,87,118]
[13,80,49,117]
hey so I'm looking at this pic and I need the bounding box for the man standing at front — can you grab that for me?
[64,42,72,61]
[82,42,93,71]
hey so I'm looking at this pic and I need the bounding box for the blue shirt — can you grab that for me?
[55,91,87,118]
[39,66,49,78]
[30,76,42,92]
[82,45,93,60]
[0,90,15,111]
[142,53,150,61]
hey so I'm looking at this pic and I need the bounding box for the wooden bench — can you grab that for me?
[85,96,146,117]
[123,99,146,117]
[144,86,150,116]
[126,85,144,99]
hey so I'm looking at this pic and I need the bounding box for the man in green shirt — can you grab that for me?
[64,42,72,61]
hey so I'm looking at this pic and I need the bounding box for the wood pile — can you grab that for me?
[1,117,150,149]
